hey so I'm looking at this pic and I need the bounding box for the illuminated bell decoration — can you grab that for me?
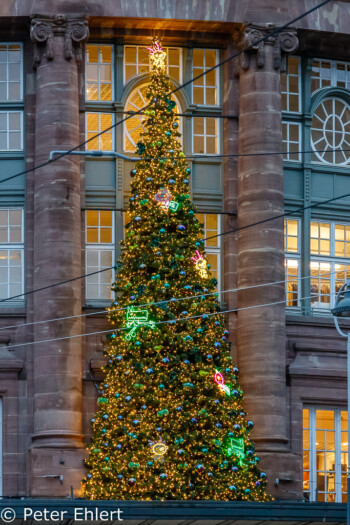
[214,370,231,396]
[191,250,209,278]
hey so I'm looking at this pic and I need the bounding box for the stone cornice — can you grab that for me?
[30,14,89,68]
[236,24,299,72]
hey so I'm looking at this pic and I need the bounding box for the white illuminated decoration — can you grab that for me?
[191,250,208,278]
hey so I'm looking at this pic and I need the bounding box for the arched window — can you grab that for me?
[311,97,350,165]
[124,83,182,152]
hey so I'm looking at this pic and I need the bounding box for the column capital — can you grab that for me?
[30,14,89,68]
[236,24,298,72]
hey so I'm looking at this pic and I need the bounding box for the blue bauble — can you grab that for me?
[102,414,109,420]
[173,122,179,129]
[229,485,237,491]
[117,415,123,420]
[134,216,141,222]
[146,368,154,375]
[87,474,92,480]
[159,473,167,480]
[216,422,222,429]
[125,396,132,402]
[190,418,198,424]
[132,419,140,426]
[116,444,122,450]
[184,179,189,185]
[117,474,123,480]
[176,406,183,412]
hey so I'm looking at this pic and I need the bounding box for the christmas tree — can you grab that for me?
[83,41,270,501]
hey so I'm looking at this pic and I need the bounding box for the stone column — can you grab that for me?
[29,14,89,497]
[236,26,300,496]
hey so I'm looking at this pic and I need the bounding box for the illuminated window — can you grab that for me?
[196,213,221,290]
[284,219,300,307]
[86,44,113,101]
[124,83,181,152]
[193,117,218,155]
[310,222,331,255]
[85,210,115,301]
[0,44,22,101]
[124,46,182,84]
[303,407,348,502]
[310,221,350,311]
[0,208,24,302]
[86,113,113,151]
[282,122,301,161]
[192,49,218,106]
[281,56,301,112]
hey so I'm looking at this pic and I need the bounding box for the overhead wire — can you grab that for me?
[0,269,341,333]
[4,290,336,351]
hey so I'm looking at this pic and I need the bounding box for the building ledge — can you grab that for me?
[0,499,346,524]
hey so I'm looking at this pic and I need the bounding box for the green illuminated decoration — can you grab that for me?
[226,437,245,465]
[124,306,156,341]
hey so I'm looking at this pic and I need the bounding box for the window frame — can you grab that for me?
[281,55,301,113]
[85,112,114,152]
[284,218,301,309]
[192,48,220,107]
[0,42,23,103]
[303,406,348,503]
[192,116,219,156]
[282,121,302,162]
[0,207,24,305]
[85,43,114,103]
[85,210,116,304]
[309,220,350,312]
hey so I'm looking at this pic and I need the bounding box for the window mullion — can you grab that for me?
[335,410,342,502]
[310,408,317,501]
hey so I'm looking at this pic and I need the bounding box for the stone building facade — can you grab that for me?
[0,0,349,504]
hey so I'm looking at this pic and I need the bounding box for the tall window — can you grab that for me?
[281,56,301,113]
[284,218,300,307]
[86,44,113,102]
[0,44,23,152]
[85,44,114,152]
[85,211,115,302]
[192,49,220,155]
[196,213,221,290]
[310,220,350,312]
[0,208,24,303]
[282,122,301,162]
[303,407,348,502]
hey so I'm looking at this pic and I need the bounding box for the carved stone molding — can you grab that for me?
[30,14,89,68]
[237,24,298,72]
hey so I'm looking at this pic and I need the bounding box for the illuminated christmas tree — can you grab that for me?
[83,41,270,501]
